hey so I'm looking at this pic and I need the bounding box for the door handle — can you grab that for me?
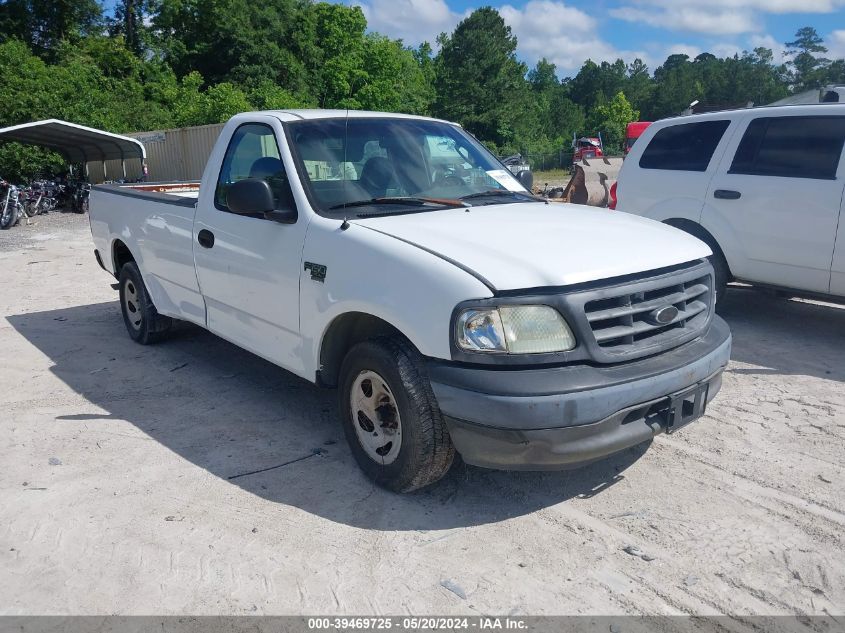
[197,229,215,248]
[714,189,741,200]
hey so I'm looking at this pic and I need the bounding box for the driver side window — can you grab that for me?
[215,124,293,214]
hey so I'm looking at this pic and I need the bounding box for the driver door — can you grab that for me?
[193,118,309,374]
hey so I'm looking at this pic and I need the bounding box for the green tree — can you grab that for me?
[645,54,700,119]
[785,27,830,90]
[248,81,312,111]
[153,0,315,94]
[357,36,434,113]
[0,0,102,58]
[311,3,367,107]
[526,59,584,151]
[109,0,157,56]
[624,59,653,114]
[587,92,638,152]
[433,7,533,147]
[568,59,627,112]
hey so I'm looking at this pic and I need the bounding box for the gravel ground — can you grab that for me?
[0,212,843,618]
[0,209,86,253]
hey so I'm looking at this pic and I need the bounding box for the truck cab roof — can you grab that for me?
[246,109,454,125]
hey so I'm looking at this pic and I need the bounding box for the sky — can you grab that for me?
[341,0,845,76]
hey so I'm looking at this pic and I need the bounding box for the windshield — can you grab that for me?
[285,117,530,217]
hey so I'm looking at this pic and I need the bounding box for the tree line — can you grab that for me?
[0,0,843,180]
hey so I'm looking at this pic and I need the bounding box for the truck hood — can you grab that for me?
[352,202,711,291]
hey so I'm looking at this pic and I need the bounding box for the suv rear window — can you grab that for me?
[639,120,730,172]
[729,116,845,180]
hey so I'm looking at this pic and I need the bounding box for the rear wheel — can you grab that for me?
[339,337,455,493]
[118,262,172,344]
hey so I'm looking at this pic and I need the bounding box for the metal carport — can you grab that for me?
[0,119,146,180]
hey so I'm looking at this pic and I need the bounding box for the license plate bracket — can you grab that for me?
[664,381,709,434]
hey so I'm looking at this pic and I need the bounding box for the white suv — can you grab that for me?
[616,104,845,306]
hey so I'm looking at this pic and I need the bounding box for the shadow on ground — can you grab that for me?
[7,301,647,531]
[718,286,845,382]
[9,287,845,529]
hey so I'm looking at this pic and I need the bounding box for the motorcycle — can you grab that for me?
[0,179,25,229]
[70,182,91,213]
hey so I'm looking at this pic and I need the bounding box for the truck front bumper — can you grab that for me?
[428,316,731,470]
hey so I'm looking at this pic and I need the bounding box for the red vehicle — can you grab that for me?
[625,121,652,154]
[572,137,603,162]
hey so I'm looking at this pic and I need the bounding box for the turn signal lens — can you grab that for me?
[456,309,507,352]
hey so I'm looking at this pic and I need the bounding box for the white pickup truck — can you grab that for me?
[90,110,732,492]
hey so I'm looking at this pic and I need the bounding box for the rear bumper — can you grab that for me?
[428,316,731,470]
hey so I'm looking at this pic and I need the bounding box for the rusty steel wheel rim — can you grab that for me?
[350,369,402,465]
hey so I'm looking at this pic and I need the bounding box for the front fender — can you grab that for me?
[298,216,493,380]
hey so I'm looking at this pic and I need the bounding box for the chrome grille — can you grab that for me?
[582,268,712,358]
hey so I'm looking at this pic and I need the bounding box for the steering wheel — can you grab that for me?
[440,175,464,188]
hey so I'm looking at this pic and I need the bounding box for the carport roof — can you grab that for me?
[0,119,145,163]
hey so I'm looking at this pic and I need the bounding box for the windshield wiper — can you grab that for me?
[459,189,541,203]
[329,196,466,211]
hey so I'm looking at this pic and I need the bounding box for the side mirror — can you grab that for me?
[516,169,533,191]
[227,178,297,224]
[227,179,274,215]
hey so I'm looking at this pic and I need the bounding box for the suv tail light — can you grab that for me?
[608,182,618,210]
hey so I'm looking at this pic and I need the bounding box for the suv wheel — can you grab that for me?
[709,251,729,309]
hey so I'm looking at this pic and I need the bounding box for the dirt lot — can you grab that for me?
[1,212,844,618]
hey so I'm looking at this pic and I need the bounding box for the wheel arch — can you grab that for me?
[318,312,413,388]
[663,218,732,278]
[111,239,136,276]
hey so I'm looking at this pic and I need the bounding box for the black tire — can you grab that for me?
[118,262,172,344]
[338,337,455,493]
[0,204,18,229]
[709,250,730,310]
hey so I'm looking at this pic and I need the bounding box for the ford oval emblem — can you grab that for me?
[650,305,679,325]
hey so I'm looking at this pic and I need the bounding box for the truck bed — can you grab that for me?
[89,180,205,326]
[93,181,201,203]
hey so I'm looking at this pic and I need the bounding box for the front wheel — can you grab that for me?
[709,251,729,310]
[0,204,18,229]
[118,262,173,344]
[339,338,455,493]
[24,201,40,218]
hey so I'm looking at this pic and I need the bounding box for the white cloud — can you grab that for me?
[353,0,465,46]
[618,0,845,12]
[712,42,744,58]
[351,0,646,75]
[827,29,845,59]
[749,34,786,63]
[611,0,845,36]
[610,6,758,35]
[499,1,648,73]
[665,43,702,58]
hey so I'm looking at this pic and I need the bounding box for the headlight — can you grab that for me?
[456,305,576,354]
